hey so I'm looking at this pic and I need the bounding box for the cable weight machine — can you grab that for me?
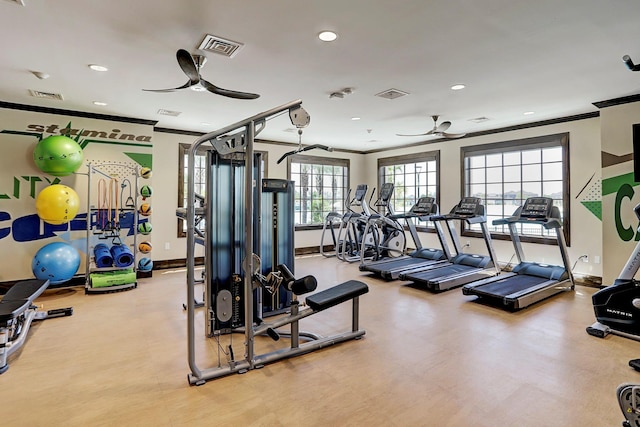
[185,100,369,385]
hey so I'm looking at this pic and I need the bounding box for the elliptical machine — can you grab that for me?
[587,203,640,341]
[359,183,406,262]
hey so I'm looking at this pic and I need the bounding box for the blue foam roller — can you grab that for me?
[110,244,134,268]
[94,243,113,268]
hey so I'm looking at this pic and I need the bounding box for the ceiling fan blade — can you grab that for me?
[201,79,260,99]
[435,121,451,133]
[396,130,435,137]
[442,132,466,139]
[176,49,201,84]
[142,79,197,92]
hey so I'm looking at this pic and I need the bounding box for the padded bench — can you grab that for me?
[0,279,49,323]
[306,280,369,311]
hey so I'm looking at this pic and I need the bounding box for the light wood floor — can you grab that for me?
[2,255,638,426]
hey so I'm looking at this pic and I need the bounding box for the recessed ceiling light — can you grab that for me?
[88,64,109,72]
[93,101,107,106]
[523,111,535,115]
[451,84,466,91]
[201,122,211,126]
[190,85,206,92]
[318,31,338,42]
[351,117,361,121]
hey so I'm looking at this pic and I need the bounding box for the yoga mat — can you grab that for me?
[110,244,134,267]
[94,243,113,268]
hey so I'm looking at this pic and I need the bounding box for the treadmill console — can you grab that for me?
[520,197,553,220]
[453,197,481,216]
[353,184,368,202]
[411,197,435,215]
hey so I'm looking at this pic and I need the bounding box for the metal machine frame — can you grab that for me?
[184,100,368,385]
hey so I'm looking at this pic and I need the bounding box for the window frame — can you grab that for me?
[377,150,440,232]
[286,153,350,230]
[460,133,570,246]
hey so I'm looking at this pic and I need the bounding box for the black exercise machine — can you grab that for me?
[0,279,73,374]
[462,197,574,310]
[359,196,451,280]
[587,203,640,341]
[400,197,500,291]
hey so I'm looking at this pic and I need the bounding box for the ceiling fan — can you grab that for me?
[143,49,260,100]
[397,115,466,139]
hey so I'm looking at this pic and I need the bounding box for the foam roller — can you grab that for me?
[110,244,134,268]
[94,243,113,268]
[90,269,136,288]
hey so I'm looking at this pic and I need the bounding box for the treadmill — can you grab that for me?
[359,197,451,280]
[399,197,500,291]
[462,197,575,310]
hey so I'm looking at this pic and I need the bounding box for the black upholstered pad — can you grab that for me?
[306,280,368,311]
[0,299,31,322]
[3,279,49,302]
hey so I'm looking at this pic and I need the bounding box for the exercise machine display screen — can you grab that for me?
[520,197,553,219]
[412,197,435,215]
[454,197,481,215]
[354,185,368,201]
[379,183,394,201]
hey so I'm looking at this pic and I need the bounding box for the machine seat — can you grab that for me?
[306,280,368,311]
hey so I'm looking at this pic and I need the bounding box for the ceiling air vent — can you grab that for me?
[157,109,182,117]
[198,34,244,58]
[375,88,409,100]
[29,90,63,100]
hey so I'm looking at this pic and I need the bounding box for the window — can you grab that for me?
[461,133,569,244]
[377,151,440,228]
[177,143,267,237]
[287,154,349,228]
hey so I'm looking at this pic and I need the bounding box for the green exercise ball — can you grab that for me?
[33,135,84,176]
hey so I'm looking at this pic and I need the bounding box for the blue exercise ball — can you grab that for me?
[32,242,81,285]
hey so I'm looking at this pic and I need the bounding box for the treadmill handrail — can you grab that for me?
[493,216,562,229]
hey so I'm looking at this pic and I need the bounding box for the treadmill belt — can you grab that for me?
[472,275,548,298]
[363,257,434,273]
[404,264,475,282]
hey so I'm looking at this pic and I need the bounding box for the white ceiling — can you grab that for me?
[1,0,640,152]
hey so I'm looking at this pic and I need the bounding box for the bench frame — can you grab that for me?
[187,280,368,385]
[0,279,73,374]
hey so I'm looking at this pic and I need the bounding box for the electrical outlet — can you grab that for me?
[164,242,170,250]
[581,255,589,263]
[594,255,601,264]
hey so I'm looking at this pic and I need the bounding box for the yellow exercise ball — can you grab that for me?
[35,184,80,225]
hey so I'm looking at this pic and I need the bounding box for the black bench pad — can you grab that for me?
[0,299,31,322]
[306,280,368,311]
[3,279,49,302]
